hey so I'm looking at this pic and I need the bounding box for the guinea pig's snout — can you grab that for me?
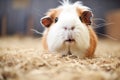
[64,26,75,31]
[64,26,75,43]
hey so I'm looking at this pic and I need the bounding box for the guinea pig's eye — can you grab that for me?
[55,17,58,23]
[79,16,82,21]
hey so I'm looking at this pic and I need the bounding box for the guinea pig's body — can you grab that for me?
[41,0,97,58]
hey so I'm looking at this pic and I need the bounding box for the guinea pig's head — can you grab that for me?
[40,0,93,55]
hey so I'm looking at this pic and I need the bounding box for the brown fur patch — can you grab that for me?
[42,30,49,51]
[76,7,83,16]
[46,8,62,22]
[85,26,98,57]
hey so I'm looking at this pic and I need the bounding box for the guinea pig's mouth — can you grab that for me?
[65,39,75,43]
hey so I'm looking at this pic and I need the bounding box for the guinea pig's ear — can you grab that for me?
[40,16,53,28]
[80,11,93,25]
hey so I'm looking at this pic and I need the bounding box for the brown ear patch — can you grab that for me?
[41,9,61,28]
[80,11,93,25]
[41,17,53,28]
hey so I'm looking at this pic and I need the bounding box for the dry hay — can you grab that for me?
[0,36,120,80]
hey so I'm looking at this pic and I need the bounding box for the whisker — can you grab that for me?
[96,32,118,41]
[93,18,106,22]
[96,23,114,26]
[31,29,43,35]
[93,23,114,29]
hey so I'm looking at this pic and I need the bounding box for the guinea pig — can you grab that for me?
[40,0,97,58]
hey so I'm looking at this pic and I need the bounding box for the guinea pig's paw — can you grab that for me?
[61,52,70,56]
[68,55,78,59]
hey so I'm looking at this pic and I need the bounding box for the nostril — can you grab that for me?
[64,27,67,30]
[64,26,75,30]
[71,26,75,30]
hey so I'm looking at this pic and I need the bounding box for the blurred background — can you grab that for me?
[0,0,120,39]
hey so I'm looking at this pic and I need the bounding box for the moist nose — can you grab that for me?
[64,26,75,30]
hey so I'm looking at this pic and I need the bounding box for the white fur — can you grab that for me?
[44,1,91,56]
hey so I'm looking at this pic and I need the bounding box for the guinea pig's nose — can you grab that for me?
[64,26,75,30]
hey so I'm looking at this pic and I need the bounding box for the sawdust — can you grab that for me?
[0,36,120,80]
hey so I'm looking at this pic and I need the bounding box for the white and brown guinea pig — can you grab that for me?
[40,0,97,58]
